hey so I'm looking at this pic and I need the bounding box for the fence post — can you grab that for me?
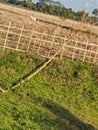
[71,39,78,61]
[48,25,58,58]
[37,32,44,54]
[93,46,98,63]
[27,30,33,52]
[82,41,88,62]
[16,25,24,50]
[3,21,11,50]
[60,37,67,59]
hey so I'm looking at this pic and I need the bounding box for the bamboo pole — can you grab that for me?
[3,21,11,50]
[0,87,8,92]
[48,25,58,58]
[16,25,24,50]
[11,47,63,90]
[27,29,33,52]
[60,37,67,59]
[72,39,78,61]
[93,46,98,63]
[1,30,76,92]
[0,41,65,93]
[83,41,88,62]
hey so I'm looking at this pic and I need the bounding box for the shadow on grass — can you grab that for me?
[36,98,97,130]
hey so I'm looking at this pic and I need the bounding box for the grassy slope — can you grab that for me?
[0,49,98,130]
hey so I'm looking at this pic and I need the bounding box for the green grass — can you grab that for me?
[0,49,98,130]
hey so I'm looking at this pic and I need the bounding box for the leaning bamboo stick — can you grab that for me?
[11,46,63,90]
[0,87,8,92]
[0,43,63,93]
[1,20,96,92]
[7,31,75,92]
[0,35,68,93]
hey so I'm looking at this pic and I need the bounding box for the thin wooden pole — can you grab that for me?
[72,39,78,61]
[48,26,58,58]
[82,41,88,62]
[0,87,8,93]
[27,30,33,52]
[60,37,67,59]
[3,21,11,50]
[11,33,76,91]
[1,27,96,93]
[11,46,63,90]
[32,32,38,51]
[93,46,98,63]
[88,45,92,61]
[37,33,44,54]
[16,25,24,50]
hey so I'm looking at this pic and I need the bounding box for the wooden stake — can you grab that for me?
[16,25,24,50]
[37,33,44,54]
[60,37,67,59]
[11,46,63,90]
[48,26,58,58]
[27,30,33,52]
[83,41,88,62]
[93,46,98,63]
[3,21,11,50]
[72,39,78,61]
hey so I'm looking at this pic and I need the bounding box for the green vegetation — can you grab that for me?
[0,49,98,130]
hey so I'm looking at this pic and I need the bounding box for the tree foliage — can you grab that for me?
[92,8,98,17]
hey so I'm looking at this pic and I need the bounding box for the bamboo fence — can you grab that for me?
[0,21,98,64]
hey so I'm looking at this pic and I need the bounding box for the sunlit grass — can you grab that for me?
[0,50,98,130]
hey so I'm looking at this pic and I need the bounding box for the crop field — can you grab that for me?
[0,2,98,130]
[0,2,98,42]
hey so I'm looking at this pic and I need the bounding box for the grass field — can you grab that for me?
[0,49,98,130]
[0,3,98,130]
